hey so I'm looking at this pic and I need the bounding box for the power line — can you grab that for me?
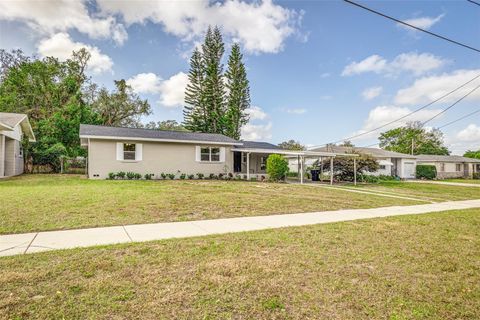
[421,84,480,125]
[467,0,480,7]
[344,0,480,54]
[438,108,480,129]
[309,74,480,149]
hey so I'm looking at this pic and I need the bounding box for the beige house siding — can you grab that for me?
[239,153,268,175]
[4,138,15,176]
[417,161,467,179]
[87,139,235,179]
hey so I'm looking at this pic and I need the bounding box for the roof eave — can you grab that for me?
[79,134,243,146]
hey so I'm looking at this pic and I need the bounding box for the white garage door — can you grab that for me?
[404,162,415,178]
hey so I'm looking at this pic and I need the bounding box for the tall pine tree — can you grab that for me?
[183,47,206,132]
[202,26,226,134]
[183,25,250,139]
[224,43,250,139]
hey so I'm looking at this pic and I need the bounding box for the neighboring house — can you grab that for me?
[292,146,418,179]
[80,124,335,180]
[416,154,480,179]
[0,113,35,178]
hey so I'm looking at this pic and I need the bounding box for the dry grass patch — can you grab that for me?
[0,175,420,234]
[0,209,479,319]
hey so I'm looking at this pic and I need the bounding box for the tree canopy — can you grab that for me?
[464,149,480,159]
[0,48,152,171]
[278,140,306,151]
[379,122,450,155]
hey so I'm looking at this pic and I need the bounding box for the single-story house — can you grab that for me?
[290,146,417,179]
[0,112,35,178]
[416,154,480,179]
[80,124,337,181]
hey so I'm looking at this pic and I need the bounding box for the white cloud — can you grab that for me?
[127,71,189,108]
[285,108,306,114]
[362,86,382,100]
[456,124,480,142]
[342,52,446,77]
[246,106,268,120]
[37,33,113,74]
[127,73,162,94]
[158,72,189,108]
[342,55,386,76]
[242,106,271,140]
[97,0,301,54]
[241,122,273,141]
[0,0,127,45]
[399,14,445,30]
[354,105,443,140]
[394,69,480,105]
[320,72,331,78]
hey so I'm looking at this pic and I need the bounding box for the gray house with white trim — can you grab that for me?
[0,113,35,178]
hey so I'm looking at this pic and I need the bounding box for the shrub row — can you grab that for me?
[107,171,267,181]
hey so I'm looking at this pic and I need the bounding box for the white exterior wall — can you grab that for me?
[417,161,468,179]
[87,139,235,179]
[398,158,416,179]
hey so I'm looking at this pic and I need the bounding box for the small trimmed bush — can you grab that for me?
[188,174,195,179]
[197,173,204,180]
[160,172,167,180]
[167,173,175,180]
[117,171,126,179]
[416,165,437,180]
[126,172,135,180]
[179,173,186,180]
[134,173,142,180]
[266,154,289,182]
[144,173,154,180]
[108,172,116,180]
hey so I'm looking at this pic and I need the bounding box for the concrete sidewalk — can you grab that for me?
[2,199,480,257]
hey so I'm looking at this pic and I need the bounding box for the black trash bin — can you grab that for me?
[310,169,320,181]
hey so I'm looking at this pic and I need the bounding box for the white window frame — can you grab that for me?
[117,142,142,162]
[260,156,267,171]
[123,143,136,160]
[196,146,224,163]
[379,165,386,170]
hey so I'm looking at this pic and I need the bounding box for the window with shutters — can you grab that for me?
[123,143,136,160]
[199,147,221,162]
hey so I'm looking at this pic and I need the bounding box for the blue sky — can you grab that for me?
[0,0,479,154]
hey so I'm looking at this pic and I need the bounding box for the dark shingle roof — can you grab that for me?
[79,124,240,144]
[416,154,480,163]
[311,146,417,159]
[236,141,281,150]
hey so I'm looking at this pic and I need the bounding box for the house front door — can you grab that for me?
[233,152,242,173]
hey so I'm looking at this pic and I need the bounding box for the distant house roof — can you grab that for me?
[236,141,281,150]
[79,124,242,145]
[416,154,480,163]
[0,112,35,141]
[310,146,417,159]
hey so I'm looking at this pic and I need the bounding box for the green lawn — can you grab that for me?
[443,179,480,184]
[352,180,480,202]
[0,174,424,235]
[1,209,478,319]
